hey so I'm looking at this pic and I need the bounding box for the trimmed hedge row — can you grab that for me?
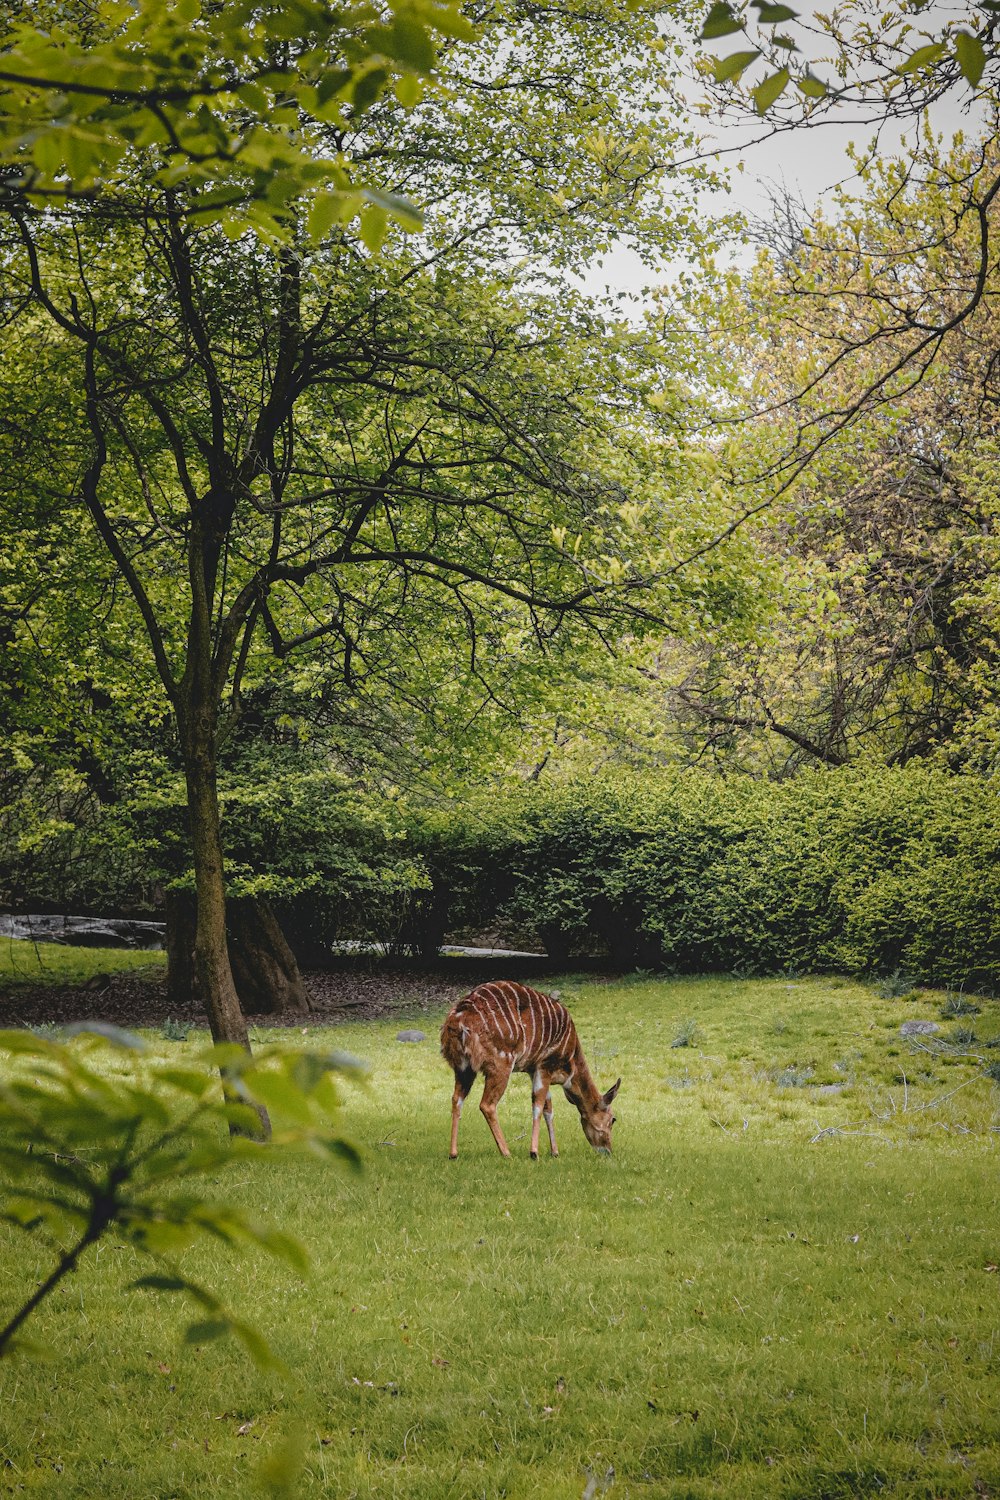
[9,756,999,988]
[406,766,1000,989]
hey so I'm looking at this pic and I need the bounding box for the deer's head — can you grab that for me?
[581,1078,621,1154]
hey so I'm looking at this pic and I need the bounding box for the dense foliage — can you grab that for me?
[409,766,1000,989]
[11,759,1000,992]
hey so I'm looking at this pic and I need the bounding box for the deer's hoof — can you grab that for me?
[530,1150,538,1160]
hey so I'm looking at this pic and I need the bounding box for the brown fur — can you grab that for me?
[440,981,620,1159]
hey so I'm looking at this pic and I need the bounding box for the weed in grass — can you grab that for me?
[831,1051,862,1086]
[874,968,917,999]
[986,1061,1000,1082]
[670,1017,701,1048]
[160,1017,191,1042]
[769,1063,815,1087]
[950,1026,979,1047]
[770,1014,790,1035]
[942,993,982,1019]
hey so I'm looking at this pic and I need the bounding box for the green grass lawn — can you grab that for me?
[3,973,1000,1498]
[0,936,166,986]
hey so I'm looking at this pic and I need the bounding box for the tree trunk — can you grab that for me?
[228,898,313,1015]
[168,893,313,1016]
[178,697,269,1138]
[165,888,198,1012]
[183,733,253,1052]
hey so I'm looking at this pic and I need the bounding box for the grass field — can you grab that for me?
[3,972,1000,1498]
[0,936,166,986]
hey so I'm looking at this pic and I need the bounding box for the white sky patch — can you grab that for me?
[575,4,987,308]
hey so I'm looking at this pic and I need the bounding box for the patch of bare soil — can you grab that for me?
[0,965,543,1032]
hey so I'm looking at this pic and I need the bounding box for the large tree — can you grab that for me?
[0,2,744,1074]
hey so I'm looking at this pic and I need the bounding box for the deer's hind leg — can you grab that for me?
[450,1066,476,1159]
[479,1058,515,1158]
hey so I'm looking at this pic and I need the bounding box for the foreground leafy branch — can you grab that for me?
[0,0,474,242]
[0,1023,363,1365]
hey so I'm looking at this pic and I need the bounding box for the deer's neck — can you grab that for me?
[564,1044,603,1118]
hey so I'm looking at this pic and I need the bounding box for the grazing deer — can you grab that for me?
[440,982,620,1159]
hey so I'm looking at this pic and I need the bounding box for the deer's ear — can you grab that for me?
[602,1078,621,1108]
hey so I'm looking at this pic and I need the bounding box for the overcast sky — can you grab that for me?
[580,28,985,306]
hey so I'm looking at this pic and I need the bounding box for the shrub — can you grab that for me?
[405,764,1000,991]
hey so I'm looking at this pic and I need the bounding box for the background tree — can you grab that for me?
[0,2,749,1064]
[663,129,1000,772]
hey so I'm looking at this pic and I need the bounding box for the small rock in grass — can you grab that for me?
[899,1019,940,1037]
[396,1029,426,1043]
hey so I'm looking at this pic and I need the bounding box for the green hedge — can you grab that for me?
[407,766,1000,989]
[8,754,1000,988]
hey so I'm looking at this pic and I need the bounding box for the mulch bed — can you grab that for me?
[0,966,474,1032]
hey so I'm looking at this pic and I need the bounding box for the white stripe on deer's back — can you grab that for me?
[491,985,516,1041]
[480,991,503,1037]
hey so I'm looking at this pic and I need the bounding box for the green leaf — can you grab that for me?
[257,1426,306,1494]
[197,1042,250,1072]
[229,1317,284,1372]
[753,66,789,111]
[352,65,390,112]
[752,1,797,19]
[307,188,360,240]
[0,1030,54,1056]
[252,1228,311,1276]
[1,1335,54,1361]
[236,82,270,114]
[62,1021,145,1050]
[797,71,828,97]
[393,72,423,107]
[359,204,388,253]
[896,41,946,74]
[31,131,67,178]
[156,1067,213,1098]
[954,31,986,86]
[322,1137,364,1172]
[128,1274,190,1293]
[384,14,437,73]
[363,187,423,231]
[242,1069,313,1124]
[701,2,743,39]
[713,49,760,82]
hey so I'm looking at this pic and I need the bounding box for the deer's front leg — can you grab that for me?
[543,1090,558,1157]
[530,1070,551,1159]
[450,1067,475,1159]
[479,1061,514,1157]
